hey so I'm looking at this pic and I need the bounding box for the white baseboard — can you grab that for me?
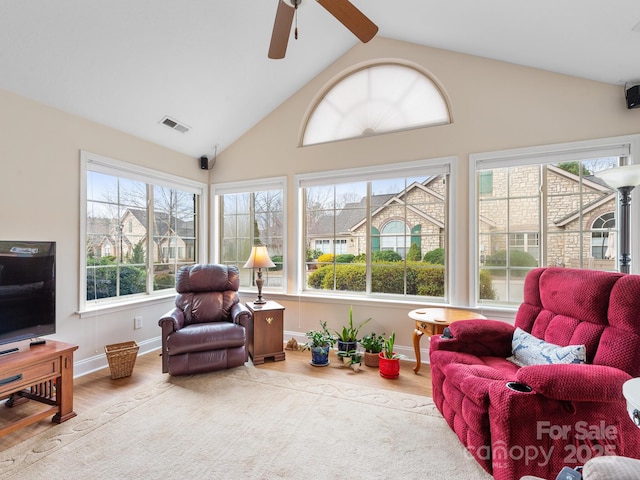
[74,337,162,378]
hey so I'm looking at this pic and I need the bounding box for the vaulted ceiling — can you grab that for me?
[1,1,639,159]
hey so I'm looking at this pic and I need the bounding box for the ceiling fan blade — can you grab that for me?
[268,0,295,59]
[316,0,378,43]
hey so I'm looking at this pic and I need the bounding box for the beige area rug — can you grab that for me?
[0,366,491,479]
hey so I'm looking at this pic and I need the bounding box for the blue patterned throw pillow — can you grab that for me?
[507,327,587,367]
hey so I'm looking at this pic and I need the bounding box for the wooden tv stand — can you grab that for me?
[0,339,78,437]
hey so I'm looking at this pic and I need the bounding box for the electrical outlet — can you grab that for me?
[134,316,142,330]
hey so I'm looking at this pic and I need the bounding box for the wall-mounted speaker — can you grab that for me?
[626,85,640,109]
[200,156,209,170]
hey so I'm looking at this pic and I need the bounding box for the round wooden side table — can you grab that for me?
[409,307,486,374]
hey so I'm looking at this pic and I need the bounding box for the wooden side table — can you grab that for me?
[409,307,486,374]
[246,301,285,365]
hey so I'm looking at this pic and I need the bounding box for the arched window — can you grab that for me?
[303,63,450,146]
[591,212,616,260]
[381,220,409,258]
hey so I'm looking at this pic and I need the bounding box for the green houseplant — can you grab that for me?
[379,332,401,379]
[302,320,336,367]
[334,306,371,358]
[336,349,364,371]
[359,332,385,367]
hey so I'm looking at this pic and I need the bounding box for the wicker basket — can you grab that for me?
[105,341,139,379]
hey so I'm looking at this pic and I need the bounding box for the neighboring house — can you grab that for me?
[308,166,616,268]
[87,208,195,264]
[308,176,446,258]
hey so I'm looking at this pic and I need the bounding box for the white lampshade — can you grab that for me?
[595,165,640,189]
[243,245,275,270]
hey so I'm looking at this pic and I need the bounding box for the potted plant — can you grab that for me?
[334,306,371,359]
[302,320,336,367]
[379,331,401,379]
[336,349,364,371]
[359,332,385,367]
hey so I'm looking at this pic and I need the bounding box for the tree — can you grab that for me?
[557,162,591,176]
[130,241,145,264]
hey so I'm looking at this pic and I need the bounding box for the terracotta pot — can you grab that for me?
[364,351,380,367]
[378,352,400,379]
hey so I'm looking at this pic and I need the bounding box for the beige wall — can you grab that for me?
[2,36,639,372]
[211,36,639,355]
[0,87,205,372]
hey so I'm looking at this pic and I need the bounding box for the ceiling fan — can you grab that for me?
[268,0,378,59]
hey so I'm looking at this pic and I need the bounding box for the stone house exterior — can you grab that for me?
[308,166,616,269]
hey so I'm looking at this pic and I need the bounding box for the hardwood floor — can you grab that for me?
[256,348,432,397]
[0,348,432,451]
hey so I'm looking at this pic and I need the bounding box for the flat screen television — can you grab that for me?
[0,241,56,346]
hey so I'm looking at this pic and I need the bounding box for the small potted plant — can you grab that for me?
[379,331,401,379]
[302,320,336,367]
[359,332,385,367]
[334,306,371,359]
[336,349,364,371]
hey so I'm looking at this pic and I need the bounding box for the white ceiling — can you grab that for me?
[1,1,639,159]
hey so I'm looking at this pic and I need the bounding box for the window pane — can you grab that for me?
[219,188,284,290]
[85,163,200,304]
[477,157,621,306]
[304,173,448,300]
[303,64,450,145]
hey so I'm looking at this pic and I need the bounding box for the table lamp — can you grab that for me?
[243,244,275,304]
[594,164,640,274]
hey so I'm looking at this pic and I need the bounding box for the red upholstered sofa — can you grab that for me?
[429,267,640,480]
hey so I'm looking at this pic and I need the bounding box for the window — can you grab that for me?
[298,159,451,300]
[212,177,286,293]
[381,220,410,258]
[81,151,206,310]
[591,213,615,260]
[474,141,631,306]
[302,63,450,146]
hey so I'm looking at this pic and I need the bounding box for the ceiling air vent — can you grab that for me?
[159,116,190,134]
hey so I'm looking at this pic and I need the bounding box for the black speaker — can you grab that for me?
[200,156,209,170]
[626,85,640,109]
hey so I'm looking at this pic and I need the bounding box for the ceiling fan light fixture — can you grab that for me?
[281,0,303,8]
[268,0,377,59]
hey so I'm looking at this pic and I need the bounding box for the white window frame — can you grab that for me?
[469,135,640,307]
[211,176,287,296]
[295,157,457,302]
[79,151,208,313]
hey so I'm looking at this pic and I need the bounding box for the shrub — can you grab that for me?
[485,249,538,278]
[373,250,402,262]
[317,253,335,263]
[270,255,283,271]
[485,249,537,268]
[406,242,422,262]
[308,260,445,298]
[415,267,445,296]
[479,269,496,300]
[308,264,333,289]
[371,264,408,294]
[335,253,355,264]
[154,273,175,290]
[306,249,323,261]
[423,247,445,265]
[324,264,366,291]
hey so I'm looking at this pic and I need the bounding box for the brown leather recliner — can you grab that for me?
[158,264,253,376]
